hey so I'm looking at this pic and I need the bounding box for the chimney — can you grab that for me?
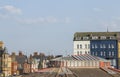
[12,52,16,56]
[19,51,23,56]
[30,54,32,59]
[34,52,38,56]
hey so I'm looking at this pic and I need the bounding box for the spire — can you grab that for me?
[107,26,109,32]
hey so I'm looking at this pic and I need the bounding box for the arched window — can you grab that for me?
[77,51,79,55]
[92,44,94,48]
[111,44,114,48]
[80,44,82,49]
[77,44,79,49]
[88,44,90,49]
[85,44,87,49]
[95,52,97,56]
[101,51,103,56]
[112,51,114,56]
[95,44,97,48]
[104,51,106,56]
[92,52,94,55]
[108,44,111,48]
[80,51,82,55]
[100,44,103,48]
[109,51,111,56]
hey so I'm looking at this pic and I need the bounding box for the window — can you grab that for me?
[85,44,87,49]
[77,44,79,49]
[92,36,98,39]
[80,51,82,54]
[77,51,79,55]
[80,44,82,49]
[92,44,94,48]
[100,36,106,39]
[100,51,103,56]
[103,51,106,56]
[88,44,90,49]
[108,44,111,48]
[88,51,90,54]
[109,36,116,39]
[103,44,106,48]
[112,51,114,56]
[85,51,87,54]
[76,37,81,40]
[95,44,97,48]
[95,52,97,56]
[83,37,89,40]
[92,52,94,55]
[111,44,114,48]
[100,44,103,48]
[109,51,111,56]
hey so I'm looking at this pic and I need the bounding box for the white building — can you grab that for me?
[74,41,90,55]
[73,33,91,55]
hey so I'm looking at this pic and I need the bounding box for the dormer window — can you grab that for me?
[100,36,106,39]
[83,36,89,40]
[92,36,98,39]
[109,36,116,39]
[76,37,81,40]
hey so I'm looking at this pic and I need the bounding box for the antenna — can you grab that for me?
[107,26,109,32]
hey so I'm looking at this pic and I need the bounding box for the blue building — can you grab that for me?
[90,40,117,68]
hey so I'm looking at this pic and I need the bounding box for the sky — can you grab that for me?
[0,0,120,56]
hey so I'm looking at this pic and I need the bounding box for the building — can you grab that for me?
[73,32,120,69]
[32,52,46,69]
[10,52,19,75]
[23,62,30,74]
[2,52,12,77]
[15,52,27,75]
[11,62,18,75]
[50,54,111,68]
[74,40,90,55]
[0,41,5,73]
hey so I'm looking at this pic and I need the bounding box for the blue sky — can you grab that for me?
[0,0,120,56]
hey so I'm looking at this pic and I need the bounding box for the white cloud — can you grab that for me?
[0,5,22,15]
[46,16,57,23]
[17,18,45,24]
[17,17,70,24]
[0,14,9,19]
[0,5,71,24]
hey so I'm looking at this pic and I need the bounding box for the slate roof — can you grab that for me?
[74,32,120,41]
[51,54,110,62]
[15,55,27,64]
[51,56,75,61]
[72,54,99,61]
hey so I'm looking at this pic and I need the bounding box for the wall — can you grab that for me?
[117,41,120,69]
[90,40,117,68]
[74,41,90,55]
[11,62,17,75]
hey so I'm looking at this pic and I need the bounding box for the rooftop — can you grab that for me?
[51,54,109,62]
[74,32,120,41]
